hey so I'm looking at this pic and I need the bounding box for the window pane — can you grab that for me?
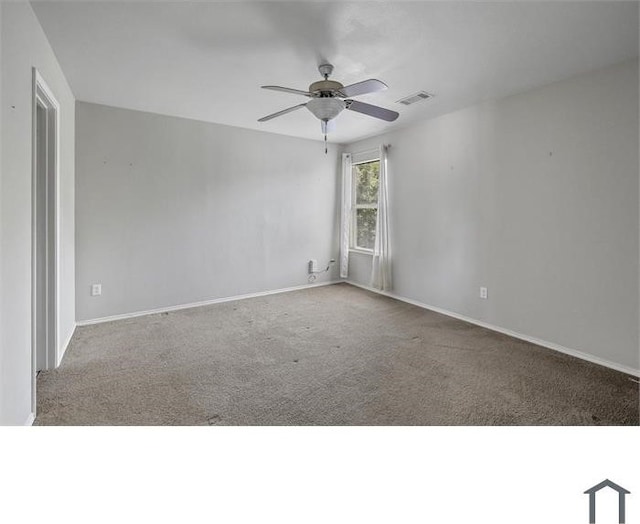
[354,161,379,205]
[356,208,377,250]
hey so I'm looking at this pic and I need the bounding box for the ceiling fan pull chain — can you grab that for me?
[324,132,328,154]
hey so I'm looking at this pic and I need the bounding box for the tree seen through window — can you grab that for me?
[352,160,379,250]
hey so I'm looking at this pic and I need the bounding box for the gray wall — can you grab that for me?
[75,102,340,321]
[1,2,75,425]
[346,59,639,372]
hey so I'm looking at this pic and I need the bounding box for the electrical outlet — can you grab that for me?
[308,259,318,274]
[479,286,488,299]
[91,284,102,296]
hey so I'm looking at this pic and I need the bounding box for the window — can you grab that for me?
[351,159,380,251]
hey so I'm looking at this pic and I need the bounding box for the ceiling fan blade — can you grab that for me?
[261,85,312,97]
[346,100,399,122]
[338,79,388,98]
[321,120,336,134]
[258,103,307,122]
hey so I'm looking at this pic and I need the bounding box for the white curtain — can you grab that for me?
[371,145,391,291]
[340,152,352,278]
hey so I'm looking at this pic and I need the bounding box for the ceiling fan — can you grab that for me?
[258,63,399,152]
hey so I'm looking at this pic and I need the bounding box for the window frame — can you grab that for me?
[350,157,381,253]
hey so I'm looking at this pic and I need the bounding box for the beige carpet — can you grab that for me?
[35,283,639,425]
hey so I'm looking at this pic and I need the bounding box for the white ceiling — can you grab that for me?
[32,1,638,144]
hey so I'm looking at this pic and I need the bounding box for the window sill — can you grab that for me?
[349,248,374,256]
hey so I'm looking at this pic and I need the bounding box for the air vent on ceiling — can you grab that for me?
[396,91,434,106]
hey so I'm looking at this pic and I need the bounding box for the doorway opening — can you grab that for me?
[31,69,59,415]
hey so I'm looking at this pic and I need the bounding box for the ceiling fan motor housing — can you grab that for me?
[308,79,344,96]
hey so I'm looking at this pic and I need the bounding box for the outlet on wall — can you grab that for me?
[308,259,318,274]
[91,284,102,296]
[479,286,488,299]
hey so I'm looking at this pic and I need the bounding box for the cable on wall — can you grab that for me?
[308,259,335,283]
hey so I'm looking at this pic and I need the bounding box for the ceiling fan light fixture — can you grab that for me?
[306,97,345,121]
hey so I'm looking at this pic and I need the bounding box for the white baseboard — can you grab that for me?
[57,324,76,366]
[24,412,35,426]
[346,280,640,378]
[77,280,343,326]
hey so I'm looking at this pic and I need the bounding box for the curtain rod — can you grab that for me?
[348,144,391,156]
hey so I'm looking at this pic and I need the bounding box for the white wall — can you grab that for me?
[0,2,75,425]
[75,102,340,321]
[346,59,639,373]
[0,0,4,424]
